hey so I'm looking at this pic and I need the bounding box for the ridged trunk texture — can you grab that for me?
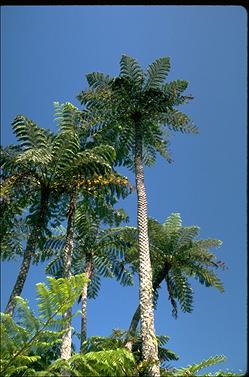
[80,254,93,352]
[125,261,171,350]
[5,186,50,316]
[60,191,77,364]
[134,122,160,377]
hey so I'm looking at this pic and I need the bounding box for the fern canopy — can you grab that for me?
[77,54,197,168]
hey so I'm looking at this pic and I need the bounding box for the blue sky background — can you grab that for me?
[1,5,247,375]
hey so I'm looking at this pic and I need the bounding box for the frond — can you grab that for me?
[45,254,64,278]
[163,213,182,234]
[86,72,112,89]
[176,355,226,376]
[175,226,200,248]
[164,109,199,134]
[190,266,224,293]
[144,57,170,90]
[12,115,49,150]
[162,80,192,106]
[195,239,223,249]
[69,348,136,377]
[87,272,101,299]
[120,54,143,88]
[15,147,53,166]
[36,274,89,319]
[14,297,41,334]
[171,269,193,313]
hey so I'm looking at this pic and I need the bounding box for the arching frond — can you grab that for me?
[87,272,101,299]
[163,213,182,234]
[190,266,224,293]
[12,116,49,150]
[165,109,199,134]
[175,226,200,249]
[175,355,226,376]
[120,54,143,88]
[86,72,112,89]
[144,57,170,90]
[172,270,193,313]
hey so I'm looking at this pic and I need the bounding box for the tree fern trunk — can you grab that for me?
[5,187,50,316]
[125,262,171,350]
[60,190,77,364]
[80,254,93,351]
[134,122,160,377]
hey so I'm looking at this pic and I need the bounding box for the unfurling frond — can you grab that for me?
[120,54,143,88]
[144,57,170,90]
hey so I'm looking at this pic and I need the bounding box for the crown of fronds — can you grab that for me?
[77,54,197,168]
[125,213,224,318]
[45,206,136,299]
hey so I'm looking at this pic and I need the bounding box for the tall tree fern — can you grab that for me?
[125,213,225,340]
[78,54,197,377]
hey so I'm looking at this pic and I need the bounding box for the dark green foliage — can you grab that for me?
[77,54,197,168]
[45,204,136,299]
[125,213,224,318]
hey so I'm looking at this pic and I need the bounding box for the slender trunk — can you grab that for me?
[134,122,160,377]
[5,186,50,316]
[80,254,93,351]
[60,190,77,364]
[125,261,171,350]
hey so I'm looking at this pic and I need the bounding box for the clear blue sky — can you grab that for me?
[1,5,247,374]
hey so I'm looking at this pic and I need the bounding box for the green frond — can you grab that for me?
[120,54,143,88]
[175,226,200,248]
[144,57,171,90]
[12,115,49,150]
[45,254,64,278]
[87,272,101,299]
[162,80,192,106]
[163,213,182,234]
[165,109,199,134]
[86,72,112,89]
[192,266,224,293]
[36,274,89,318]
[69,348,137,377]
[176,355,226,376]
[15,147,53,165]
[14,297,41,333]
[171,270,193,313]
[195,239,223,249]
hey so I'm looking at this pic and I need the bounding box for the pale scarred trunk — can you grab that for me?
[125,261,171,351]
[5,187,50,316]
[134,121,160,377]
[60,191,77,364]
[80,254,93,352]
